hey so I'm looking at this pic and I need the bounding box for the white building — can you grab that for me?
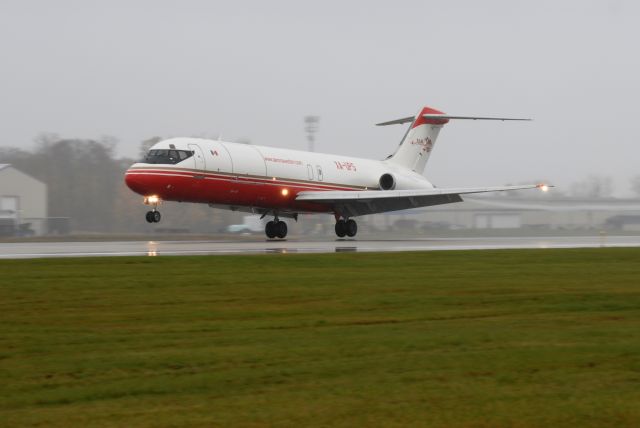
[0,164,47,236]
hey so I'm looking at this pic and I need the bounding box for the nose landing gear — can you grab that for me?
[335,218,357,238]
[265,216,288,239]
[145,210,161,223]
[143,196,162,223]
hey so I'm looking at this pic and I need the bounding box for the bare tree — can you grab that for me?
[631,175,640,197]
[570,175,614,198]
[139,136,162,160]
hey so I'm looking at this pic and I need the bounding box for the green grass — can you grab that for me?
[1,248,640,427]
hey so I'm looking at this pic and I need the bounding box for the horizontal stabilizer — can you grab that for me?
[376,115,531,126]
[376,116,415,126]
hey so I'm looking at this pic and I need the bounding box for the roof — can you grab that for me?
[0,164,46,187]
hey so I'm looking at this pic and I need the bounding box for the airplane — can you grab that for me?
[125,105,549,239]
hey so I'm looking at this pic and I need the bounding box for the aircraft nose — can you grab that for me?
[124,169,149,195]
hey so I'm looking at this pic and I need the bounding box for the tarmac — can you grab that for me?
[1,235,639,259]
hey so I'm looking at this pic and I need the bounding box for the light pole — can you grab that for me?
[304,116,319,152]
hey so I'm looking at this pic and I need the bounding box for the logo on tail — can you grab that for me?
[410,137,434,155]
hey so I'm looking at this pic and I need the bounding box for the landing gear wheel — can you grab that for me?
[335,219,347,238]
[345,219,357,237]
[146,210,161,223]
[266,220,287,239]
[265,221,277,239]
[276,221,288,239]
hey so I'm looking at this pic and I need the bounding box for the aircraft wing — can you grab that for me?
[296,184,546,217]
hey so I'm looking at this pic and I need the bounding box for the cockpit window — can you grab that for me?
[144,149,194,164]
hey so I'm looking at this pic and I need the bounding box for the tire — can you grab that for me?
[145,211,155,223]
[265,221,277,239]
[152,211,161,223]
[335,220,347,238]
[346,219,357,237]
[276,221,288,239]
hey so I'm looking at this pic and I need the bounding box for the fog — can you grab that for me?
[1,0,639,194]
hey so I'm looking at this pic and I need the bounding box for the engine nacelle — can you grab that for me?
[379,173,396,190]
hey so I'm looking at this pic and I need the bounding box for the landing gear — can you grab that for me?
[335,218,357,238]
[346,219,357,237]
[265,219,287,239]
[265,221,276,238]
[143,195,162,224]
[145,210,161,223]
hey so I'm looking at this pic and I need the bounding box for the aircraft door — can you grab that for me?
[188,144,206,170]
[205,142,233,173]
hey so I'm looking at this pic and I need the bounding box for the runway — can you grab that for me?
[1,235,639,259]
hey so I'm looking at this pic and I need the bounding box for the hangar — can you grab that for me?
[0,164,47,236]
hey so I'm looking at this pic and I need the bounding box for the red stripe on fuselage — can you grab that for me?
[124,168,358,213]
[126,167,363,190]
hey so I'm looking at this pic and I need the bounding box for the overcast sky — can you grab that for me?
[1,0,638,194]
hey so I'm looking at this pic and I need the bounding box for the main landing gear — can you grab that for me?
[335,218,357,238]
[145,210,161,223]
[265,217,288,239]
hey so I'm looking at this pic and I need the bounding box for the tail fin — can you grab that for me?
[379,106,530,173]
[382,106,449,173]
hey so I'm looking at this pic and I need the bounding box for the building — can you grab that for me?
[0,164,47,236]
[365,195,640,232]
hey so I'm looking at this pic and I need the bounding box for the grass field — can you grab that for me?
[1,248,640,427]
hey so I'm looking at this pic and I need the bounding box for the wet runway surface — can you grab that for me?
[1,235,639,259]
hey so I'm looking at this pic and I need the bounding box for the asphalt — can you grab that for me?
[1,235,639,259]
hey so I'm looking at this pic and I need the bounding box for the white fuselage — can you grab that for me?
[173,137,432,189]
